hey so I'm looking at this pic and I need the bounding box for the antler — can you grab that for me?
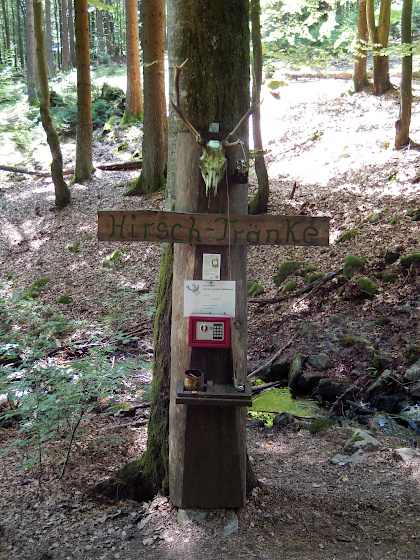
[170,59,205,146]
[222,101,261,147]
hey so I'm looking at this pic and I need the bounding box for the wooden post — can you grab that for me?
[169,132,248,508]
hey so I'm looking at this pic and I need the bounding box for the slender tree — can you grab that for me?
[395,0,413,148]
[45,0,55,77]
[248,0,269,215]
[353,0,369,92]
[366,0,392,95]
[126,0,167,195]
[68,0,76,67]
[33,0,70,208]
[96,8,105,58]
[120,0,143,124]
[26,0,39,104]
[73,0,92,182]
[61,0,70,70]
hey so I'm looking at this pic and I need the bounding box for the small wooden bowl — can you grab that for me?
[184,369,204,391]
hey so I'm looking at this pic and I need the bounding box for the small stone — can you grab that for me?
[394,448,418,461]
[308,353,332,370]
[142,538,154,546]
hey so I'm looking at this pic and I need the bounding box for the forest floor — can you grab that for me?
[0,73,420,559]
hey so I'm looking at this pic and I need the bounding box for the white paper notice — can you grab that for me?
[202,253,221,281]
[184,280,236,317]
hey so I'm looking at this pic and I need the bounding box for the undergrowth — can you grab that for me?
[0,281,152,486]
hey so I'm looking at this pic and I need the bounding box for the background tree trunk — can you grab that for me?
[96,8,105,58]
[395,0,413,148]
[60,0,70,70]
[120,0,142,124]
[26,0,39,104]
[249,0,269,215]
[353,0,369,92]
[367,0,392,95]
[45,0,55,77]
[126,0,167,195]
[33,0,70,208]
[74,0,92,182]
[68,0,76,66]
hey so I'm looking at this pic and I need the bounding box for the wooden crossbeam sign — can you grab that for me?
[97,210,329,246]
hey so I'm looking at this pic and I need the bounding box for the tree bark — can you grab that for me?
[68,0,76,67]
[366,0,392,95]
[74,0,92,182]
[120,0,143,123]
[353,0,369,92]
[249,0,269,215]
[60,0,70,70]
[33,0,70,208]
[96,8,105,58]
[45,0,55,77]
[126,0,167,195]
[25,0,39,104]
[168,0,250,509]
[395,0,413,148]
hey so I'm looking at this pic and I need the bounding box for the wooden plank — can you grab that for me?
[176,380,252,406]
[98,210,329,246]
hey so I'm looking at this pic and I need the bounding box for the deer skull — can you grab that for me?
[170,59,259,197]
[199,140,227,196]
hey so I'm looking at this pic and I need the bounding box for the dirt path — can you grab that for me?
[1,77,419,559]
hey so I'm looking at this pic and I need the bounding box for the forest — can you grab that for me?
[0,1,420,559]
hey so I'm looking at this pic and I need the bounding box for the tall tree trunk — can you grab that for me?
[33,0,70,208]
[17,0,24,67]
[26,0,39,104]
[1,0,11,52]
[45,0,55,77]
[73,0,92,182]
[353,0,369,92]
[126,0,167,195]
[120,0,142,124]
[67,0,76,66]
[395,0,413,148]
[60,0,70,70]
[248,0,269,215]
[168,0,250,509]
[96,8,105,58]
[366,0,392,95]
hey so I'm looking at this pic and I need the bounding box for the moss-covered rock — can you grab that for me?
[273,260,303,286]
[304,273,325,284]
[400,253,420,267]
[376,316,391,326]
[339,335,356,347]
[343,255,365,278]
[309,417,334,435]
[281,280,297,294]
[369,213,381,224]
[404,345,420,366]
[337,230,358,243]
[355,277,378,296]
[247,280,264,297]
[382,272,396,283]
[297,265,317,277]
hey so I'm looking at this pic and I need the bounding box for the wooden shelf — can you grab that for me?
[176,379,252,407]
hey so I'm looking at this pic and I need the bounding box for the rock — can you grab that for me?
[394,447,418,461]
[371,354,395,373]
[288,353,304,392]
[405,359,420,383]
[247,280,264,297]
[365,369,392,400]
[343,429,380,452]
[177,509,207,526]
[223,511,239,537]
[331,448,376,465]
[384,246,402,264]
[410,381,420,399]
[404,345,420,366]
[260,356,289,383]
[318,378,354,401]
[297,373,323,392]
[343,254,364,278]
[273,260,303,286]
[307,353,332,370]
[273,412,294,426]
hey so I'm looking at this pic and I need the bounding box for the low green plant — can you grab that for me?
[68,242,80,254]
[23,278,50,299]
[376,317,391,327]
[337,230,358,243]
[339,335,356,347]
[57,295,72,305]
[0,284,145,483]
[281,280,297,294]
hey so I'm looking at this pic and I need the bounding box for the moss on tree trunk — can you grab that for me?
[95,244,173,501]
